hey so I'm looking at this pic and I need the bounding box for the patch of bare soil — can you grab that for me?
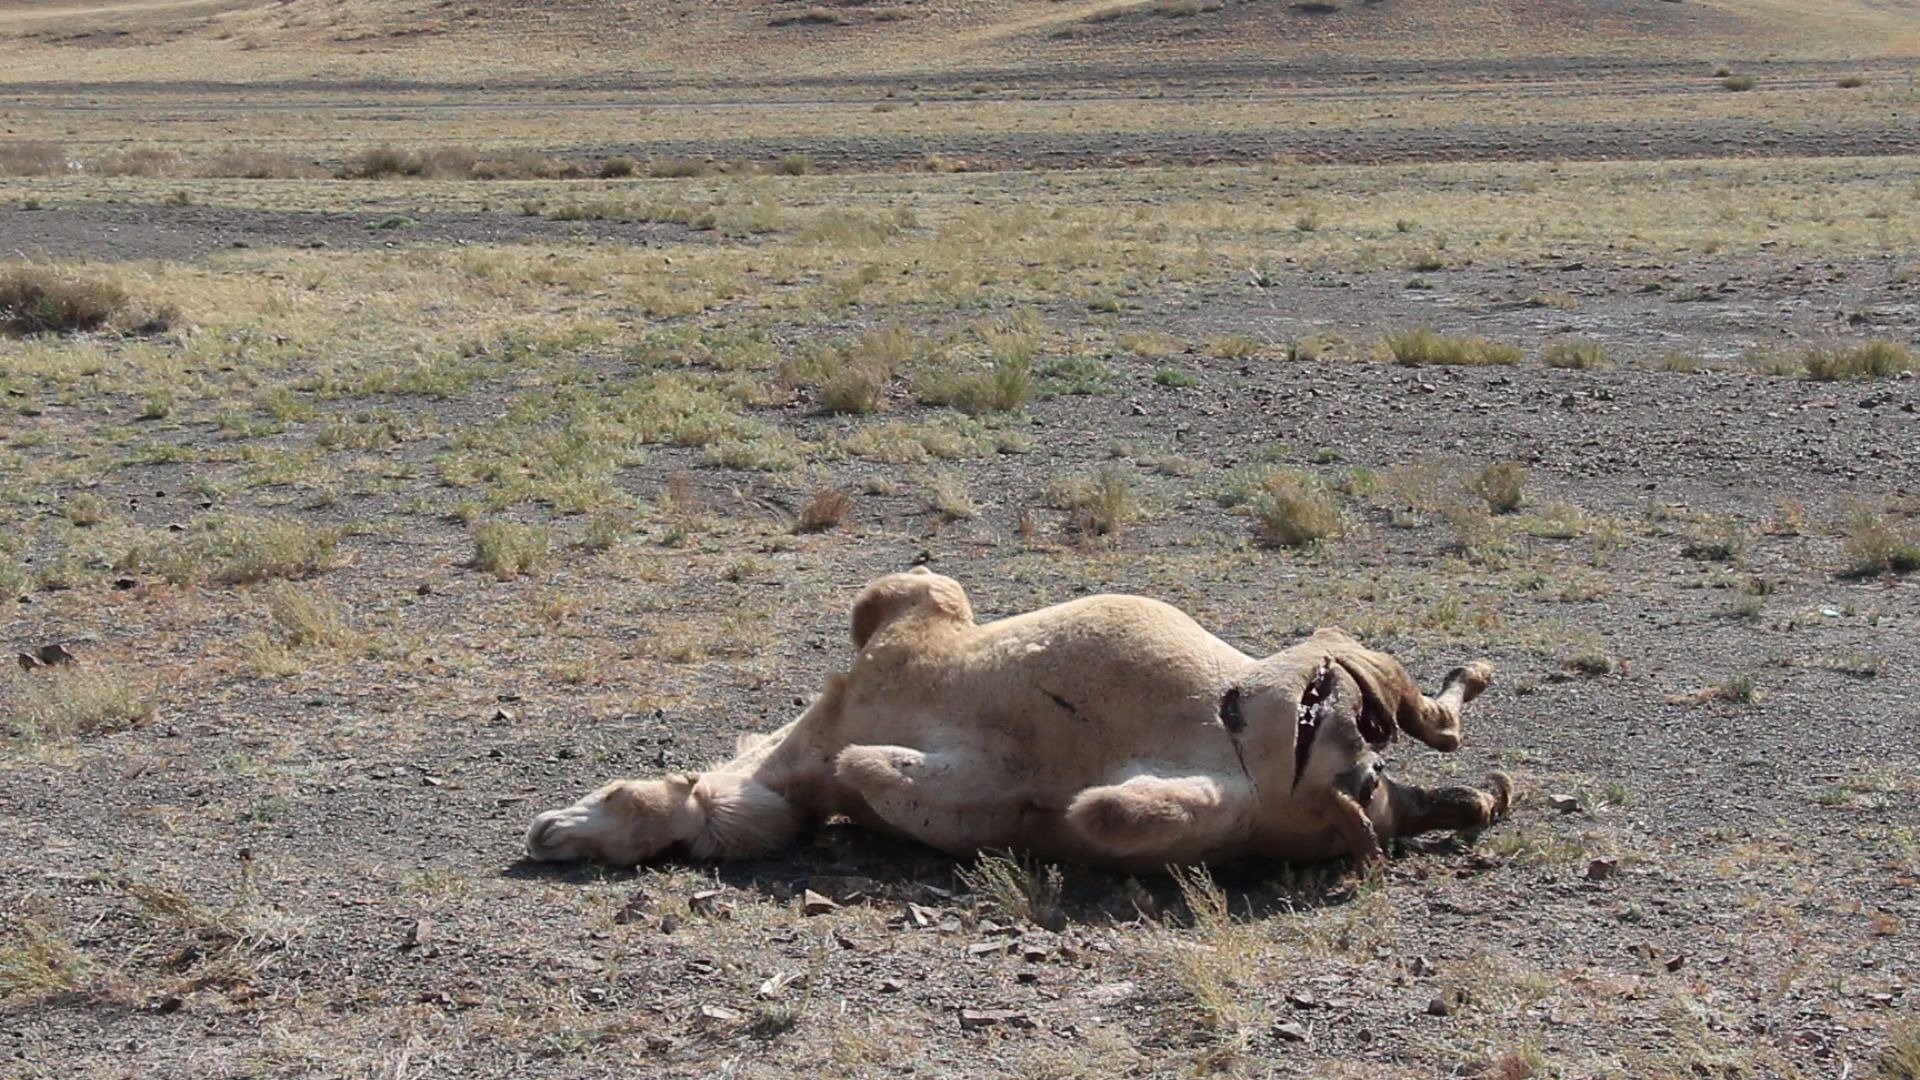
[1,204,702,262]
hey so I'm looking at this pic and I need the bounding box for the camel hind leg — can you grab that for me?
[835,744,1024,853]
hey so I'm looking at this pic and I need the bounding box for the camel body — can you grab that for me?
[526,568,1508,872]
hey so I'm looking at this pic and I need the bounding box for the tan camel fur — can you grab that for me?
[526,567,1510,872]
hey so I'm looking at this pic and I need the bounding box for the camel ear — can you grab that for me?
[850,586,892,650]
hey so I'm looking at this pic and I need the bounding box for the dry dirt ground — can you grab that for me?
[4,3,1920,1077]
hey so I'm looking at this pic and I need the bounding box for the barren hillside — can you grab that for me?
[2,0,1914,84]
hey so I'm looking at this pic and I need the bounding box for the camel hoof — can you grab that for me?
[1445,661,1496,702]
[1486,772,1513,820]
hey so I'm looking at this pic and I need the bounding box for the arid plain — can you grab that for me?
[2,0,1918,1076]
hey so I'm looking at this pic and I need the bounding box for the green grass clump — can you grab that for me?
[916,354,1033,414]
[471,520,551,580]
[1803,341,1915,381]
[1541,338,1612,369]
[1384,326,1521,366]
[1842,508,1920,576]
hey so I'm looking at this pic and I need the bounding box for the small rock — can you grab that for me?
[1078,981,1137,1006]
[613,892,655,925]
[689,889,726,916]
[879,977,904,993]
[1408,955,1436,977]
[403,917,434,949]
[801,890,837,916]
[1273,1021,1309,1042]
[1426,997,1453,1017]
[491,708,515,723]
[1665,954,1687,973]
[1547,793,1581,813]
[757,971,803,1000]
[904,902,939,929]
[1586,857,1619,881]
[696,1005,742,1026]
[1287,990,1319,1009]
[17,643,76,671]
[967,939,1011,957]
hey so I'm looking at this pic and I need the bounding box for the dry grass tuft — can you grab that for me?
[1247,468,1340,547]
[1165,866,1264,1033]
[0,908,91,1003]
[0,265,176,337]
[1882,1016,1920,1079]
[805,325,918,414]
[112,868,302,999]
[3,665,158,742]
[1466,461,1527,514]
[794,487,854,532]
[959,852,1065,930]
[1803,340,1915,380]
[1046,466,1139,542]
[0,141,69,176]
[927,471,976,520]
[140,516,345,586]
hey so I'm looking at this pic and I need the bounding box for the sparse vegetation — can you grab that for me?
[3,21,1918,1075]
[1384,326,1522,366]
[1842,507,1920,576]
[1803,340,1915,380]
[1046,465,1140,542]
[794,487,854,532]
[0,910,91,1002]
[1541,338,1612,369]
[471,520,551,579]
[1467,461,1527,514]
[0,265,175,337]
[1245,468,1340,547]
[3,665,157,742]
